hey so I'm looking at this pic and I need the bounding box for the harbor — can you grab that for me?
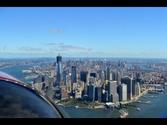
[59,86,167,118]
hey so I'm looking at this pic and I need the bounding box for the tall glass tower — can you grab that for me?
[71,66,77,84]
[56,54,62,87]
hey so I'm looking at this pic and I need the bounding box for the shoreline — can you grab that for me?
[120,88,149,105]
[57,88,151,110]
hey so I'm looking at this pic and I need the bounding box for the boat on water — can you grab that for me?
[137,100,141,103]
[22,70,32,73]
[75,105,79,109]
[25,75,38,80]
[119,110,128,118]
[145,100,151,104]
[136,107,141,111]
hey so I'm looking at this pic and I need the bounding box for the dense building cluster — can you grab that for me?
[32,55,167,104]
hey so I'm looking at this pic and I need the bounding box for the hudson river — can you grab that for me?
[1,64,167,118]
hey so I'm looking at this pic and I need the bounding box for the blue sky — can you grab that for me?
[0,7,167,58]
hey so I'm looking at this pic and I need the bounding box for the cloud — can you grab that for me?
[48,28,64,33]
[19,47,43,52]
[60,45,92,51]
[45,42,64,46]
[46,42,92,52]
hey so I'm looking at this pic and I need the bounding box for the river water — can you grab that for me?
[1,64,167,118]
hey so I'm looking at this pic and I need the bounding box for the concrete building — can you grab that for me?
[108,81,119,103]
[136,82,141,96]
[60,85,68,100]
[121,76,133,100]
[100,70,105,83]
[118,83,127,101]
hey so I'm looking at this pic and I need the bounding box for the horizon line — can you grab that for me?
[0,56,167,60]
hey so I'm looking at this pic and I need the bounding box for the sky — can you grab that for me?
[0,7,167,58]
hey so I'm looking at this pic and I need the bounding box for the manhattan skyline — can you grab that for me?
[1,7,167,58]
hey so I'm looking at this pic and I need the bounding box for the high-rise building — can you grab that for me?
[106,67,112,81]
[132,82,141,96]
[100,70,105,83]
[95,86,102,102]
[136,82,141,95]
[112,71,116,81]
[63,71,67,86]
[71,66,77,84]
[108,81,119,103]
[132,79,137,97]
[54,86,61,100]
[112,71,121,85]
[90,72,97,78]
[121,76,133,100]
[80,71,89,95]
[116,71,121,85]
[55,54,62,87]
[87,84,95,102]
[60,85,68,100]
[80,71,89,83]
[118,83,127,101]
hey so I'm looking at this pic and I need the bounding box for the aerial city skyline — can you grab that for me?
[27,53,166,118]
[1,7,167,58]
[0,52,166,118]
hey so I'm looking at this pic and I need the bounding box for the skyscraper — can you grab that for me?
[71,66,77,84]
[121,76,133,100]
[55,54,62,87]
[132,82,141,96]
[63,71,67,85]
[132,79,137,97]
[100,70,105,83]
[108,81,119,103]
[106,67,112,81]
[111,71,116,81]
[54,54,63,100]
[95,86,102,102]
[80,71,89,84]
[87,84,95,102]
[136,82,141,95]
[60,85,68,100]
[116,71,121,85]
[118,83,127,101]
